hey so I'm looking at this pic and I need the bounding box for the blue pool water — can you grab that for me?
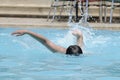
[0,24,120,80]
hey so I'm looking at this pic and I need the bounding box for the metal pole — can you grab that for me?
[85,0,88,23]
[110,0,114,23]
[47,0,54,21]
[75,1,79,22]
[104,0,107,23]
[99,0,103,23]
[58,1,66,20]
[52,0,59,22]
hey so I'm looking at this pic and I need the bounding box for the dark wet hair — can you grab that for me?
[66,45,83,56]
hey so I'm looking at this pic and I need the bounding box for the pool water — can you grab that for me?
[0,24,120,80]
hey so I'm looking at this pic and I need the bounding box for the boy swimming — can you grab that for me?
[12,29,83,56]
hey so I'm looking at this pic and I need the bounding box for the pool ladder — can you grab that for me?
[47,0,76,22]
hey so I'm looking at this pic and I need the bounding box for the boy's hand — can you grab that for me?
[72,29,82,37]
[11,30,28,36]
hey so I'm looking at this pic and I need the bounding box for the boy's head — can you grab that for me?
[66,45,83,56]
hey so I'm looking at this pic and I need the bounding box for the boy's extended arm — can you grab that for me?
[72,29,84,47]
[12,30,66,53]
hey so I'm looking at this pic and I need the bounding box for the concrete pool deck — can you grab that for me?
[0,17,120,30]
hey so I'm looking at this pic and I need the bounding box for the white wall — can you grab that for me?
[0,0,51,6]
